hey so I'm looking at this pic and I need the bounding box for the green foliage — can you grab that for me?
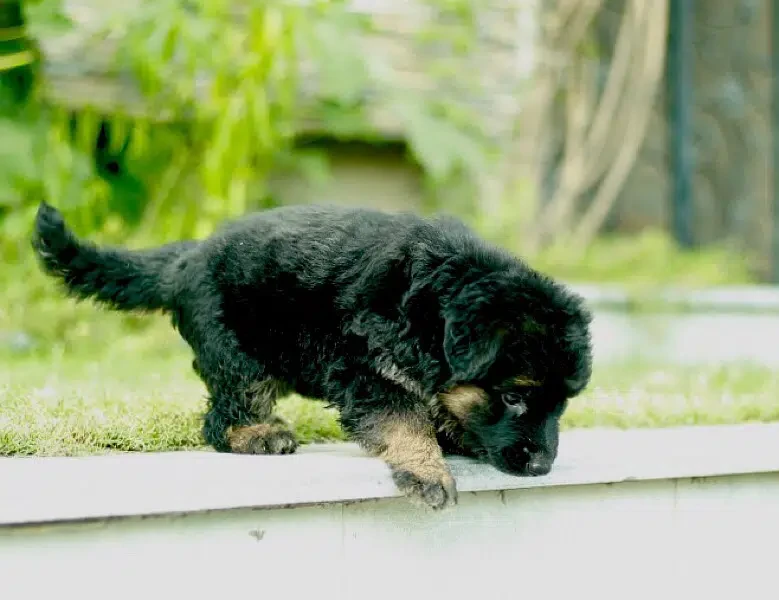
[0,0,505,345]
[398,95,490,186]
[530,229,756,288]
[1,0,112,255]
[23,0,73,39]
[3,0,495,247]
[0,105,111,257]
[117,0,305,237]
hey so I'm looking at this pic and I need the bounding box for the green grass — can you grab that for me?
[0,330,347,456]
[2,323,779,456]
[530,229,756,287]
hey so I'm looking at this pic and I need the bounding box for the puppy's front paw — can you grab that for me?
[392,468,458,510]
[228,423,299,455]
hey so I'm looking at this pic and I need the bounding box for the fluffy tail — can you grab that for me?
[31,202,196,313]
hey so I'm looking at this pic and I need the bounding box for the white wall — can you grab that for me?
[1,472,777,600]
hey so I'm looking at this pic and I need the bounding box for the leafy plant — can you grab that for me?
[4,0,498,243]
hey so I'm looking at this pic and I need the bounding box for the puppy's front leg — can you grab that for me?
[356,412,458,510]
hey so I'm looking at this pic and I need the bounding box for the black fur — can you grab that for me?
[32,201,593,504]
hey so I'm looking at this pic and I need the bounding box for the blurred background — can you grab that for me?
[2,0,779,456]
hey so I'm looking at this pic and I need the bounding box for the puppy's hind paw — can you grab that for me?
[228,423,299,455]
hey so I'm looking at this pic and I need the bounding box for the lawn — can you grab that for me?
[2,322,779,456]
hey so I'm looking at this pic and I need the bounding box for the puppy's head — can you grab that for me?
[439,269,592,476]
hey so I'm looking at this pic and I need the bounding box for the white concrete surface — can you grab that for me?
[0,424,778,526]
[1,425,778,599]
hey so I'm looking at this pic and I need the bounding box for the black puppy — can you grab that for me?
[32,202,592,509]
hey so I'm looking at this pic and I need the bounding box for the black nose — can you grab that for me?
[526,458,552,476]
[500,446,553,476]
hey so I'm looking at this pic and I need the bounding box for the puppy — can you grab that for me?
[32,202,592,509]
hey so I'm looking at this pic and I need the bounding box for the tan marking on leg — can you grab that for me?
[227,418,297,455]
[373,414,451,481]
[356,413,457,509]
[438,385,488,422]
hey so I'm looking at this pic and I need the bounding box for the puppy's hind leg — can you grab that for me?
[202,377,298,455]
[225,381,298,456]
[189,322,297,455]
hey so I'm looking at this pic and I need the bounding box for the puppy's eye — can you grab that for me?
[502,395,527,416]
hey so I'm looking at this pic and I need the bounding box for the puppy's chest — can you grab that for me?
[374,355,429,399]
[373,355,468,452]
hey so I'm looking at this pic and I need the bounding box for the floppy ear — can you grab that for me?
[443,311,506,381]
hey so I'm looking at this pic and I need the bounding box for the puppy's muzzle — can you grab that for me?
[500,445,554,477]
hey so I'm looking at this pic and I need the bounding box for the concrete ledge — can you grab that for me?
[2,423,779,527]
[3,424,779,600]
